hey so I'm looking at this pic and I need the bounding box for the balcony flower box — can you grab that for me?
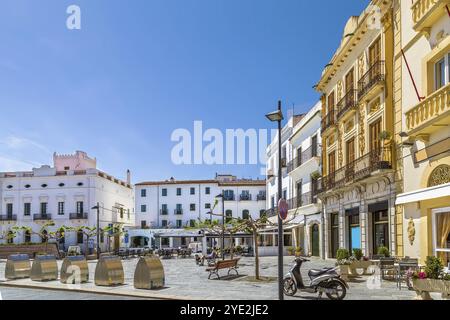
[412,278,450,300]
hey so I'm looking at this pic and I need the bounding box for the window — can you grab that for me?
[311,135,318,157]
[141,205,147,213]
[161,238,169,246]
[369,118,382,152]
[6,203,13,215]
[190,204,196,211]
[161,220,168,227]
[24,203,31,216]
[296,181,302,207]
[119,207,124,219]
[328,151,336,174]
[40,202,47,215]
[330,213,339,258]
[346,138,355,164]
[242,210,250,220]
[141,220,147,228]
[225,210,233,223]
[224,190,234,201]
[24,230,31,243]
[348,213,361,252]
[369,37,381,68]
[58,202,64,215]
[162,188,167,196]
[205,203,211,209]
[435,57,446,90]
[141,189,147,197]
[345,68,354,92]
[190,187,195,195]
[176,220,182,228]
[176,188,182,196]
[176,204,182,214]
[64,166,70,170]
[205,187,210,195]
[433,209,450,266]
[327,91,335,116]
[76,201,84,214]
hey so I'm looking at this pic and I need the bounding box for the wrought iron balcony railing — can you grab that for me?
[224,195,235,201]
[0,215,17,221]
[319,147,392,193]
[33,214,52,221]
[358,61,385,99]
[160,209,169,216]
[69,213,88,220]
[239,194,252,201]
[287,192,317,210]
[337,89,358,120]
[257,194,266,201]
[174,209,183,215]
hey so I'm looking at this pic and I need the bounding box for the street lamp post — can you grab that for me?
[92,203,100,259]
[208,192,226,260]
[266,100,285,301]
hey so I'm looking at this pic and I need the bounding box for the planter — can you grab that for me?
[338,265,350,282]
[412,279,450,300]
[349,261,374,276]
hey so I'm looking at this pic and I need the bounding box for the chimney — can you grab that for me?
[126,170,131,184]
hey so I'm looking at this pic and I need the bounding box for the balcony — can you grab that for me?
[174,209,183,215]
[287,145,320,174]
[321,110,336,134]
[358,61,385,100]
[287,192,317,210]
[33,214,52,221]
[160,209,169,216]
[69,213,88,220]
[411,0,450,33]
[319,147,392,193]
[337,89,358,120]
[0,215,17,222]
[405,83,450,136]
[257,194,266,201]
[224,195,235,201]
[266,207,278,218]
[239,194,252,201]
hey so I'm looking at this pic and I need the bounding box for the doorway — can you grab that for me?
[311,224,320,257]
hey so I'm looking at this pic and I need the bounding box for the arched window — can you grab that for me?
[225,210,233,223]
[428,165,450,187]
[242,210,250,220]
[24,230,31,243]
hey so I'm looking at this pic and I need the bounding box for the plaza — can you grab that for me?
[0,255,440,300]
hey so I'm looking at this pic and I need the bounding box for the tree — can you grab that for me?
[102,224,126,253]
[12,221,68,254]
[65,226,97,257]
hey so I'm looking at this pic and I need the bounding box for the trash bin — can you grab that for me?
[30,255,58,281]
[5,254,31,280]
[134,256,165,290]
[94,255,124,286]
[60,255,89,284]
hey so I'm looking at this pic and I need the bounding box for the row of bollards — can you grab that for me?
[5,254,165,290]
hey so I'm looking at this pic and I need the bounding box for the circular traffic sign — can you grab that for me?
[278,199,288,220]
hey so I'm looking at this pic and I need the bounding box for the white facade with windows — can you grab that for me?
[0,151,135,253]
[135,174,266,229]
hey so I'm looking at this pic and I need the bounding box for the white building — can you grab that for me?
[0,151,135,253]
[263,103,323,257]
[135,174,266,229]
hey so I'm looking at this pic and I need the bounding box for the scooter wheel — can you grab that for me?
[283,278,297,296]
[325,280,346,300]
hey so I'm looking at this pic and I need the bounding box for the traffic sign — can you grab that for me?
[278,199,288,220]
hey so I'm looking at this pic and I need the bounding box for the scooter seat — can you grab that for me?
[308,268,332,278]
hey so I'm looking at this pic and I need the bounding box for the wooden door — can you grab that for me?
[346,138,355,164]
[369,38,381,67]
[369,119,382,152]
[345,68,354,93]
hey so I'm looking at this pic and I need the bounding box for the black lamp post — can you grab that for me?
[207,192,225,260]
[265,100,284,301]
[91,203,100,259]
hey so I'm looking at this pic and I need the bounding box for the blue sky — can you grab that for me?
[0,0,369,183]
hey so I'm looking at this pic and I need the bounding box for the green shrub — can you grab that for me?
[377,246,390,257]
[336,248,350,261]
[352,248,363,261]
[424,256,443,280]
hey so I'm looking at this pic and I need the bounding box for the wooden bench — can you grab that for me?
[206,258,240,280]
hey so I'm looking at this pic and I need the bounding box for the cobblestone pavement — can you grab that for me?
[0,256,440,300]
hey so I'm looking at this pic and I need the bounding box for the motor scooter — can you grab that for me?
[283,257,349,300]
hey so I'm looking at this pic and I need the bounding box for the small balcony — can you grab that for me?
[337,89,358,120]
[287,145,320,174]
[266,207,278,218]
[321,110,336,134]
[319,147,392,194]
[69,213,88,220]
[224,195,235,201]
[288,192,317,210]
[405,83,450,136]
[0,215,17,222]
[358,61,385,100]
[33,214,52,221]
[160,209,169,216]
[239,194,252,201]
[174,209,183,215]
[411,0,450,33]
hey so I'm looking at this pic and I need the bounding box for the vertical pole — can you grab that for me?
[277,100,284,301]
[96,202,100,259]
[222,192,225,260]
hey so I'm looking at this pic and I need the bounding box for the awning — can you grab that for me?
[396,183,450,205]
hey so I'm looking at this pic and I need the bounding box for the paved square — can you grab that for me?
[0,256,442,300]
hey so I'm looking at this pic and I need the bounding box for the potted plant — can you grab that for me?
[377,246,390,258]
[349,248,373,275]
[411,256,450,300]
[295,247,302,257]
[310,171,322,180]
[286,247,295,256]
[335,248,351,281]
